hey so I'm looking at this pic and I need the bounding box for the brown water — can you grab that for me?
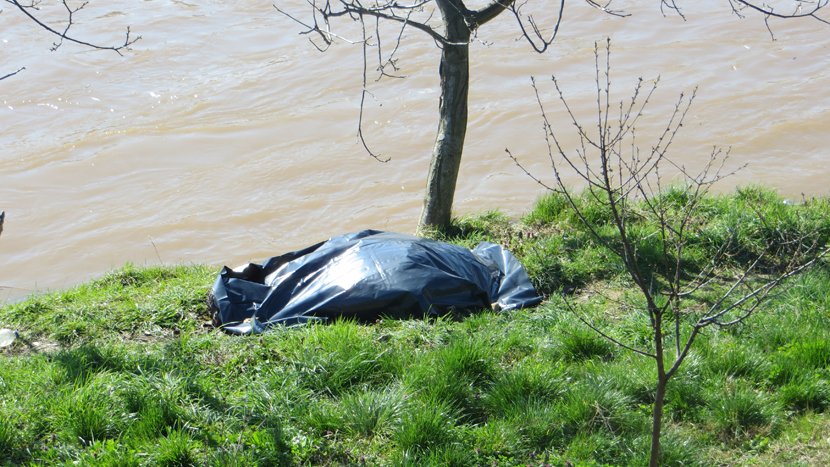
[1,1,828,302]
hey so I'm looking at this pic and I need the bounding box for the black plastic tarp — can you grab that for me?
[210,230,542,333]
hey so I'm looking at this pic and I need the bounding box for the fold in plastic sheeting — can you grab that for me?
[210,230,543,334]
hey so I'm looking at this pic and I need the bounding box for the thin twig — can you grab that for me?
[0,67,26,81]
[9,0,139,55]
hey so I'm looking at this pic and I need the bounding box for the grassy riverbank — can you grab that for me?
[1,188,829,465]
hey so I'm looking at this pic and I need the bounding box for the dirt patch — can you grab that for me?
[1,335,62,356]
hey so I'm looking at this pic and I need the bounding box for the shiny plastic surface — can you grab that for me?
[210,230,542,333]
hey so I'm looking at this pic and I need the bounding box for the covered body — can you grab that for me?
[210,230,542,333]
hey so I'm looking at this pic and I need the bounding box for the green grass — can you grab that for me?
[0,188,828,465]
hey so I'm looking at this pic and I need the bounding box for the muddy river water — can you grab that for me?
[1,0,828,301]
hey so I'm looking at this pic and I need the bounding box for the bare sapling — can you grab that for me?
[508,39,830,466]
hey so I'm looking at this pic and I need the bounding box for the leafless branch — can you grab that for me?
[0,67,26,81]
[728,0,830,39]
[469,0,515,26]
[585,0,630,18]
[703,240,828,327]
[564,298,657,358]
[281,0,448,45]
[730,0,829,23]
[659,0,686,20]
[510,0,564,53]
[375,14,408,79]
[504,148,555,191]
[358,15,390,162]
[8,0,140,56]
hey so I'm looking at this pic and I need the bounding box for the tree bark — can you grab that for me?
[418,0,471,231]
[650,312,666,467]
[650,375,667,467]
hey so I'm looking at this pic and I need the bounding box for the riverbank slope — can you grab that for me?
[1,187,828,465]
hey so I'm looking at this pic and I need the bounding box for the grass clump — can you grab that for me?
[56,372,131,445]
[1,264,215,345]
[339,384,405,437]
[394,396,458,454]
[0,188,828,465]
[152,429,203,466]
[705,381,781,442]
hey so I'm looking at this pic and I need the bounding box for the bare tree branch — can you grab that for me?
[585,0,629,18]
[728,0,830,38]
[470,0,516,27]
[282,0,449,45]
[358,14,390,162]
[564,298,657,358]
[660,0,687,20]
[731,0,830,23]
[510,0,565,53]
[7,0,140,56]
[0,67,26,81]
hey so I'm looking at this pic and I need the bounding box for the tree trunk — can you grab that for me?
[418,0,471,232]
[650,374,667,467]
[650,312,667,467]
